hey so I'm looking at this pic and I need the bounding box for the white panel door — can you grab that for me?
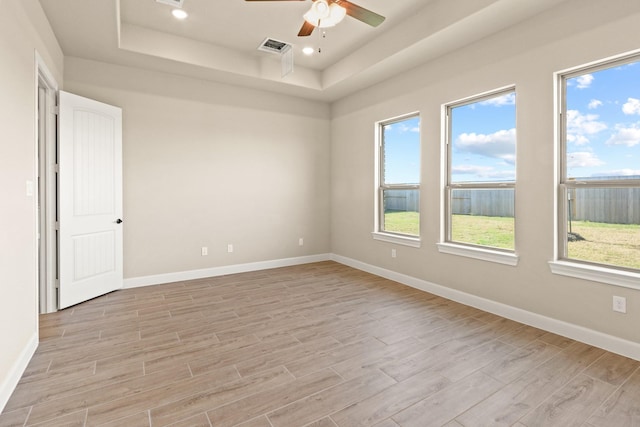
[58,91,123,309]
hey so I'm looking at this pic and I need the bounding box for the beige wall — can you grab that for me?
[331,0,640,343]
[0,0,63,409]
[64,58,332,279]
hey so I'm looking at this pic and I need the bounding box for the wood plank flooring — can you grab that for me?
[2,261,639,426]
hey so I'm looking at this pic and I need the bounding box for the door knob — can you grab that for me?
[115,218,123,224]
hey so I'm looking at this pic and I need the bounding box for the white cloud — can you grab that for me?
[566,110,607,134]
[566,151,604,168]
[455,128,516,163]
[606,123,640,147]
[592,169,640,177]
[451,165,515,180]
[567,134,590,146]
[576,74,594,89]
[566,109,607,145]
[622,98,640,115]
[588,99,603,109]
[452,165,493,175]
[398,122,420,133]
[387,121,420,133]
[479,93,515,107]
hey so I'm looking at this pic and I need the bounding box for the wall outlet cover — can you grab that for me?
[613,296,627,313]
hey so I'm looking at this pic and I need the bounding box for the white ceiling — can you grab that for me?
[38,0,570,102]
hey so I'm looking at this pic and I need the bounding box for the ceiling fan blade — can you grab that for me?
[335,0,385,27]
[298,20,316,37]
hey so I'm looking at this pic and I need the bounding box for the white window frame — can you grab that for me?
[437,86,519,266]
[549,51,640,290]
[372,112,421,248]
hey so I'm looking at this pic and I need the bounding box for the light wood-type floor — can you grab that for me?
[2,261,639,426]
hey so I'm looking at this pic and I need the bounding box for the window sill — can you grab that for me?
[549,260,640,290]
[437,243,519,266]
[372,232,421,248]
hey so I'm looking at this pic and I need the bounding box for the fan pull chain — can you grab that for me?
[318,29,326,53]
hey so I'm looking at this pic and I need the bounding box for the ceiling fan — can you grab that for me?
[245,0,385,37]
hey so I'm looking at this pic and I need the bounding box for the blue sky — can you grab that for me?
[383,116,420,184]
[565,61,640,179]
[450,92,516,183]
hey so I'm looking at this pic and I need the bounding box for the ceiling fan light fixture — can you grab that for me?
[303,1,346,28]
[312,0,331,19]
[324,4,346,27]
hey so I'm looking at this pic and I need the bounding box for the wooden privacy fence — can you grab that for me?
[569,187,640,225]
[451,189,515,217]
[385,189,515,217]
[386,187,640,225]
[384,189,419,212]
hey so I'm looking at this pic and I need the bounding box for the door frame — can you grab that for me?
[36,51,59,314]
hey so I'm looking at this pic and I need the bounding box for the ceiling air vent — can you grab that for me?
[257,38,292,55]
[156,0,185,7]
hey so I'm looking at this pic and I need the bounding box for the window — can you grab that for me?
[375,114,421,243]
[444,89,517,254]
[558,55,640,273]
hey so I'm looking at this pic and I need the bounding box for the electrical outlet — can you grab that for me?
[299,238,304,246]
[227,244,233,253]
[613,296,627,313]
[201,246,208,256]
[391,249,397,258]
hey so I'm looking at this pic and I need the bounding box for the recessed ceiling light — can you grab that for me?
[171,9,188,19]
[302,47,315,55]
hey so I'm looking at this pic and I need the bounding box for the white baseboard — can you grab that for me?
[123,254,332,289]
[0,332,38,413]
[331,254,640,361]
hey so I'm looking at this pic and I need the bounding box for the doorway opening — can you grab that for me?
[36,53,58,314]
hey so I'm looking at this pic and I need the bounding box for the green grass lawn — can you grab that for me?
[451,214,514,250]
[384,211,640,269]
[568,221,640,269]
[384,211,419,235]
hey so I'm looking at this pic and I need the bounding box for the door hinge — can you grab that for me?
[50,106,59,115]
[54,164,59,173]
[55,279,60,289]
[55,221,59,230]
